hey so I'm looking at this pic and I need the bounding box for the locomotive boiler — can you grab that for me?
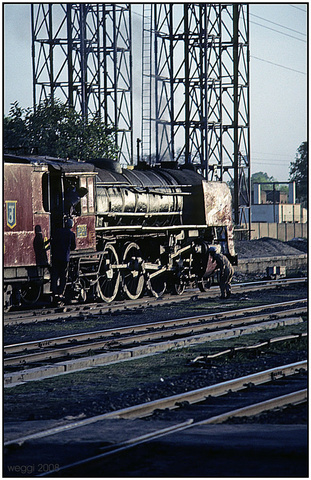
[4,154,237,310]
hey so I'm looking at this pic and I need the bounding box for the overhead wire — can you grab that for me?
[289,4,307,12]
[252,151,296,157]
[252,160,293,166]
[249,9,306,74]
[250,20,306,42]
[251,152,299,166]
[250,13,306,36]
[250,55,306,75]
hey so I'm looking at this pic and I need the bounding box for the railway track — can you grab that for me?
[4,299,307,386]
[3,277,307,326]
[4,362,307,477]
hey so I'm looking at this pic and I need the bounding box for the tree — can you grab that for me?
[250,171,289,194]
[3,101,30,152]
[289,141,307,207]
[251,171,276,191]
[4,98,119,161]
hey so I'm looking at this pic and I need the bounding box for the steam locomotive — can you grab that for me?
[4,154,237,310]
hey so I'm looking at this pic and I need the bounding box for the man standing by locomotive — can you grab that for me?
[51,218,76,302]
[209,246,234,299]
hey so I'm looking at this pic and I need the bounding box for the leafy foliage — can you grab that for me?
[251,171,276,191]
[289,141,307,207]
[251,171,289,194]
[3,102,30,151]
[4,98,118,161]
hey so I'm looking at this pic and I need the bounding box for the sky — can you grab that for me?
[3,3,308,183]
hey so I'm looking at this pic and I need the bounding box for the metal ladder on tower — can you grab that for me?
[141,4,152,163]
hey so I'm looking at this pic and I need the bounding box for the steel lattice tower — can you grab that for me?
[31,3,250,232]
[31,3,133,165]
[142,3,250,229]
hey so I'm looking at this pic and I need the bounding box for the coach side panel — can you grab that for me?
[4,163,50,268]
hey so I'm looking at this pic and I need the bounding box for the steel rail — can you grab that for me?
[3,317,305,385]
[4,298,307,354]
[4,304,306,366]
[196,388,307,425]
[100,361,307,420]
[5,317,305,388]
[4,361,307,449]
[37,388,307,477]
[4,314,304,367]
[3,277,307,326]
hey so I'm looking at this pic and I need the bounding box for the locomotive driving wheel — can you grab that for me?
[20,283,42,305]
[172,280,185,295]
[171,255,186,295]
[97,244,120,303]
[4,284,13,312]
[121,242,145,300]
[148,271,167,298]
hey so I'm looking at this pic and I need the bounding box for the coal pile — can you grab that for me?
[235,237,307,258]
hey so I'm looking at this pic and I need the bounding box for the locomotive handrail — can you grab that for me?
[96,182,192,190]
[100,212,182,217]
[140,190,190,196]
[95,224,209,231]
[96,182,131,186]
[97,187,190,196]
[121,187,190,196]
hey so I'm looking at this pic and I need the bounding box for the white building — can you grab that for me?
[252,182,307,224]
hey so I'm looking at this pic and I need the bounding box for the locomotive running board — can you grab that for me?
[95,224,210,232]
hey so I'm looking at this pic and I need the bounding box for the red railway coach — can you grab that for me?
[4,155,97,309]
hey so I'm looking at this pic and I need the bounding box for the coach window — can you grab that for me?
[80,177,88,214]
[87,177,94,213]
[42,173,50,212]
[64,177,82,216]
[79,176,94,214]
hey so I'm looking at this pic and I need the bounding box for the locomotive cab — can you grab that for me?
[4,155,98,309]
[41,159,97,253]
